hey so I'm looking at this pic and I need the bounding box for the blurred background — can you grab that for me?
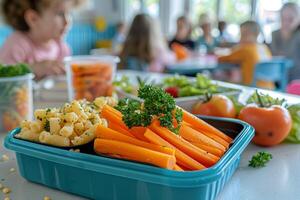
[0,0,297,55]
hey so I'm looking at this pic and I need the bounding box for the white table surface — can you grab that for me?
[1,70,300,200]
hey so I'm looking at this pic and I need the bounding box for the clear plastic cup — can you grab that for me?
[65,55,119,101]
[0,73,34,132]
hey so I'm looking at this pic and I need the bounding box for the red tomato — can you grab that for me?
[192,94,236,118]
[238,105,292,146]
[165,87,179,98]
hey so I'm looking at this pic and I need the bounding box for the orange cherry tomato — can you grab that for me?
[238,105,292,146]
[192,94,236,118]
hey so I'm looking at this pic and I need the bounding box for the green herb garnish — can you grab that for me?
[0,63,31,77]
[44,120,50,132]
[249,151,272,168]
[115,85,183,134]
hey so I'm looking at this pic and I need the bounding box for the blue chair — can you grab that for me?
[252,58,293,91]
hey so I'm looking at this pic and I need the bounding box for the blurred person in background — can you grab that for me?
[169,16,195,50]
[196,13,219,54]
[217,20,234,46]
[112,21,126,55]
[271,2,300,82]
[120,13,175,72]
[0,0,82,80]
[218,21,273,89]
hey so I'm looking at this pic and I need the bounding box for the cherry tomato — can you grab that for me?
[165,87,179,98]
[192,94,236,118]
[238,105,292,146]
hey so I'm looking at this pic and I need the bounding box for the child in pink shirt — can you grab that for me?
[0,0,79,79]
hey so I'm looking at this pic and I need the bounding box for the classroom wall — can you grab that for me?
[93,0,125,23]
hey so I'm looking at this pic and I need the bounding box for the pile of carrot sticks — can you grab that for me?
[94,105,233,171]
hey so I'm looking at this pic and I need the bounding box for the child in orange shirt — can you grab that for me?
[218,21,273,88]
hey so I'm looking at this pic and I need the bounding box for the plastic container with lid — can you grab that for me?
[4,116,254,200]
[65,55,119,101]
[0,73,34,132]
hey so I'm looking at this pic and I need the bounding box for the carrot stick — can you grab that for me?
[200,131,230,148]
[108,154,180,171]
[150,120,219,167]
[190,142,224,157]
[128,127,149,141]
[102,105,123,118]
[101,105,128,130]
[101,105,148,141]
[108,122,135,138]
[94,139,176,169]
[174,164,184,171]
[180,107,233,143]
[183,122,230,148]
[177,164,190,171]
[96,125,175,156]
[179,124,227,151]
[144,128,206,170]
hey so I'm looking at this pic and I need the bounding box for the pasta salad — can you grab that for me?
[16,97,117,147]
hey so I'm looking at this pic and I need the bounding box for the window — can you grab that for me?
[257,0,282,43]
[257,0,300,43]
[190,0,218,23]
[220,0,251,24]
[283,0,300,4]
[127,0,143,21]
[144,0,160,18]
[126,0,160,22]
[217,0,252,42]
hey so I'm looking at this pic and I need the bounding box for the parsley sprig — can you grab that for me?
[248,151,272,168]
[115,85,183,134]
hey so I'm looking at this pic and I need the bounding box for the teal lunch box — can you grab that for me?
[4,116,254,200]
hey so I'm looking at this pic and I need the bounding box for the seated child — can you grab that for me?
[120,13,175,72]
[0,0,80,79]
[196,13,219,54]
[169,16,195,50]
[218,20,273,88]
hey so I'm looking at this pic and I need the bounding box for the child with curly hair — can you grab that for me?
[0,0,81,79]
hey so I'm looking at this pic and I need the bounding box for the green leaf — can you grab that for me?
[163,74,190,88]
[247,90,286,107]
[113,75,133,93]
[285,104,300,143]
[249,151,272,168]
[227,95,244,115]
[0,63,31,77]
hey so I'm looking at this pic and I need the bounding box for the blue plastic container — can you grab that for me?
[4,116,254,200]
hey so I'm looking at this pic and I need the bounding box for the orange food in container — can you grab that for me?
[65,56,119,101]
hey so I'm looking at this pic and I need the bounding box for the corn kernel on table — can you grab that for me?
[1,70,300,200]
